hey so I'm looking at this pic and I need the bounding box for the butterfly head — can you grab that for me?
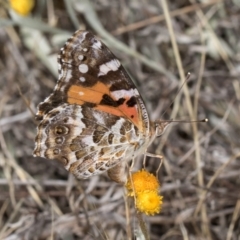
[152,120,171,137]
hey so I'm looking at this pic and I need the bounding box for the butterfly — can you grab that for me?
[33,30,169,183]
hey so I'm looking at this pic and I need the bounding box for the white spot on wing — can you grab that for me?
[64,69,72,82]
[78,55,84,61]
[58,64,63,79]
[133,89,140,96]
[111,118,126,134]
[82,135,95,147]
[79,91,84,96]
[98,59,121,76]
[79,64,88,73]
[111,89,139,100]
[106,59,120,71]
[98,64,110,77]
[92,111,105,125]
[92,40,102,49]
[79,77,85,82]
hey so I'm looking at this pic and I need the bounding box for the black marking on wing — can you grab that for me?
[126,96,137,107]
[100,94,125,107]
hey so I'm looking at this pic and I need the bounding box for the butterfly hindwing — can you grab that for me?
[34,104,143,179]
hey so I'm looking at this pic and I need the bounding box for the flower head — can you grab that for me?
[125,169,163,215]
[125,169,160,196]
[9,0,35,16]
[136,191,163,215]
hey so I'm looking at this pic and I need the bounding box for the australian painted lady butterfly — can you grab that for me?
[33,30,169,183]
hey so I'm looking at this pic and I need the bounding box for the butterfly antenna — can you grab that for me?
[162,118,208,124]
[160,72,191,119]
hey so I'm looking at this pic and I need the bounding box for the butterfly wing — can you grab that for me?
[34,30,151,181]
[34,104,144,179]
[36,30,150,135]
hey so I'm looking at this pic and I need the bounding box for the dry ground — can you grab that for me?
[0,0,240,239]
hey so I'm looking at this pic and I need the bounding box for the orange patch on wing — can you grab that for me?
[68,98,84,105]
[95,101,142,131]
[118,103,140,129]
[67,83,143,131]
[109,94,142,131]
[67,82,109,105]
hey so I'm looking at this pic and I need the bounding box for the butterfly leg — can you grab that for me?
[129,157,136,171]
[143,152,163,175]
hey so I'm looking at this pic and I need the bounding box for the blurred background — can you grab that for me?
[0,0,240,239]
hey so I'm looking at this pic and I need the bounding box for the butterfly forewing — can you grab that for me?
[36,30,149,134]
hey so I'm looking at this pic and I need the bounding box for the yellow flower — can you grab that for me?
[125,169,160,196]
[125,169,163,215]
[136,191,163,215]
[9,0,35,16]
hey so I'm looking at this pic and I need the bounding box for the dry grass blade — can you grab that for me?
[0,128,44,208]
[0,199,24,239]
[226,199,240,240]
[194,152,240,217]
[112,0,223,36]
